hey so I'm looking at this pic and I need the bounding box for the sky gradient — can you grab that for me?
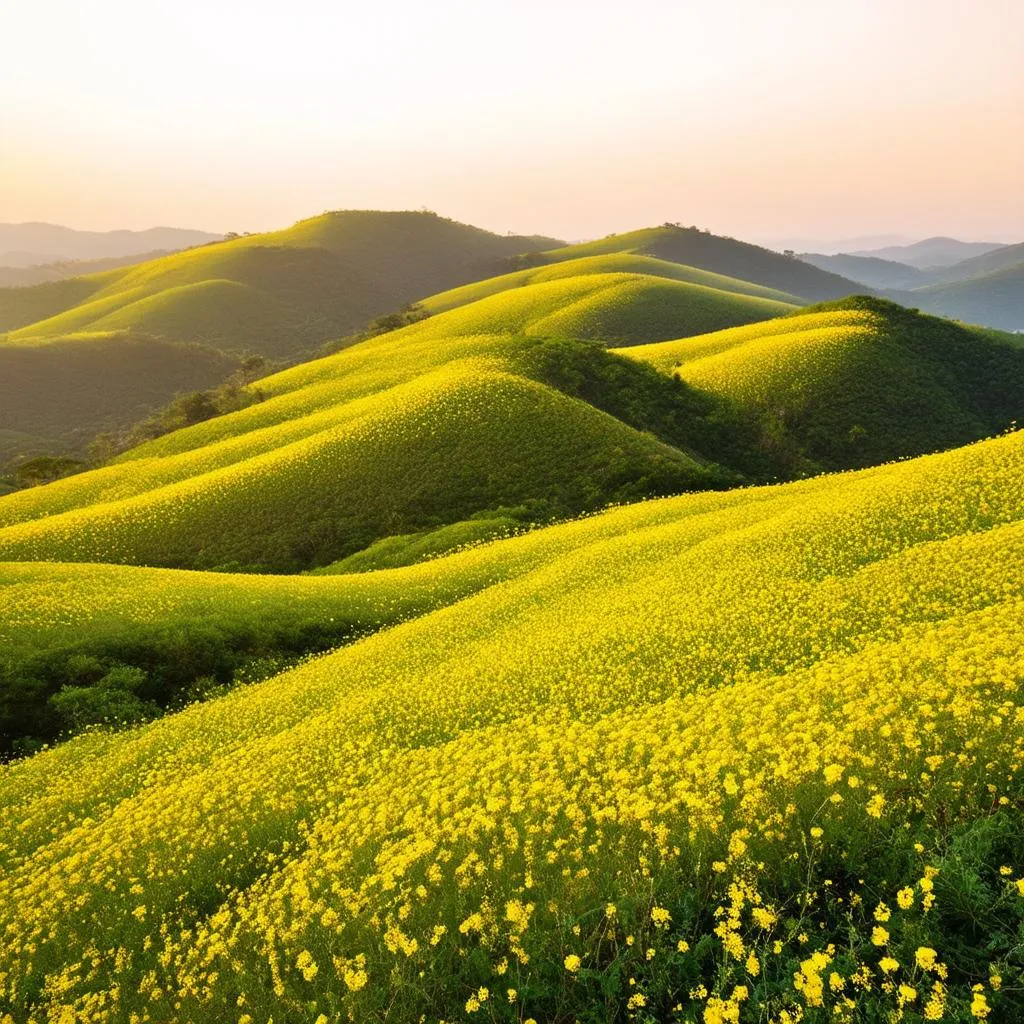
[2,0,1022,245]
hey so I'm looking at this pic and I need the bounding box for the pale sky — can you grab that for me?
[2,0,1022,244]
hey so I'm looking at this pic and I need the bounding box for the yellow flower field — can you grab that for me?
[1,430,1022,1022]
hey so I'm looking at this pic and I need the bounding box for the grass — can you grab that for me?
[619,296,1024,472]
[0,264,797,571]
[422,253,802,313]
[0,359,727,571]
[1,429,1022,1021]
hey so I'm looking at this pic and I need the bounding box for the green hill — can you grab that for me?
[0,212,565,464]
[0,334,240,465]
[0,250,181,289]
[1,429,1022,1020]
[536,225,865,301]
[619,296,1024,472]
[798,251,932,290]
[0,360,728,571]
[0,261,802,571]
[0,211,561,345]
[422,252,802,312]
[928,240,1024,283]
[887,261,1024,332]
[5,282,1020,575]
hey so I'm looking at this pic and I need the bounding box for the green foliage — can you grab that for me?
[314,515,525,574]
[622,296,1024,474]
[12,455,83,488]
[48,664,157,732]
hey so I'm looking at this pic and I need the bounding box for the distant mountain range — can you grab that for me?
[848,236,1007,269]
[0,223,223,268]
[799,236,1024,332]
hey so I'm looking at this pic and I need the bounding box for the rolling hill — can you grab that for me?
[0,250,184,289]
[618,296,1024,471]
[1,428,1022,1021]
[4,281,1022,576]
[421,252,803,312]
[887,263,1024,333]
[0,211,561,346]
[0,211,564,464]
[0,262,791,572]
[535,225,865,301]
[798,251,933,290]
[0,335,240,465]
[928,240,1024,283]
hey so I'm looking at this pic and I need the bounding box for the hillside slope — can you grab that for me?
[0,222,222,264]
[1,262,783,570]
[888,262,1024,332]
[422,253,802,312]
[0,335,240,465]
[850,235,1005,267]
[618,296,1024,471]
[0,212,564,462]
[6,278,1021,573]
[0,250,180,289]
[1,430,1022,1021]
[0,211,560,346]
[928,240,1024,283]
[798,251,932,290]
[537,225,864,301]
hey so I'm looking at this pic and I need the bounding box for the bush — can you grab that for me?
[49,665,158,732]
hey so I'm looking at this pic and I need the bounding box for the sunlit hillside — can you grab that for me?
[0,265,804,572]
[0,212,564,463]
[619,296,1024,471]
[1,430,1022,1021]
[0,211,561,347]
[421,253,802,313]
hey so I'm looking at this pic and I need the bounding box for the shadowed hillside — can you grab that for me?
[0,336,240,465]
[888,262,1024,332]
[537,225,864,301]
[0,211,562,346]
[0,250,183,288]
[798,251,932,290]
[0,222,222,265]
[1,261,779,571]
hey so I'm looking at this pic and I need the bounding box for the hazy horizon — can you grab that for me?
[4,0,1023,243]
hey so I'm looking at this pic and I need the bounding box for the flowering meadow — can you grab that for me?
[1,429,1022,1022]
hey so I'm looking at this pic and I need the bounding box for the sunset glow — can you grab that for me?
[3,0,1022,241]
